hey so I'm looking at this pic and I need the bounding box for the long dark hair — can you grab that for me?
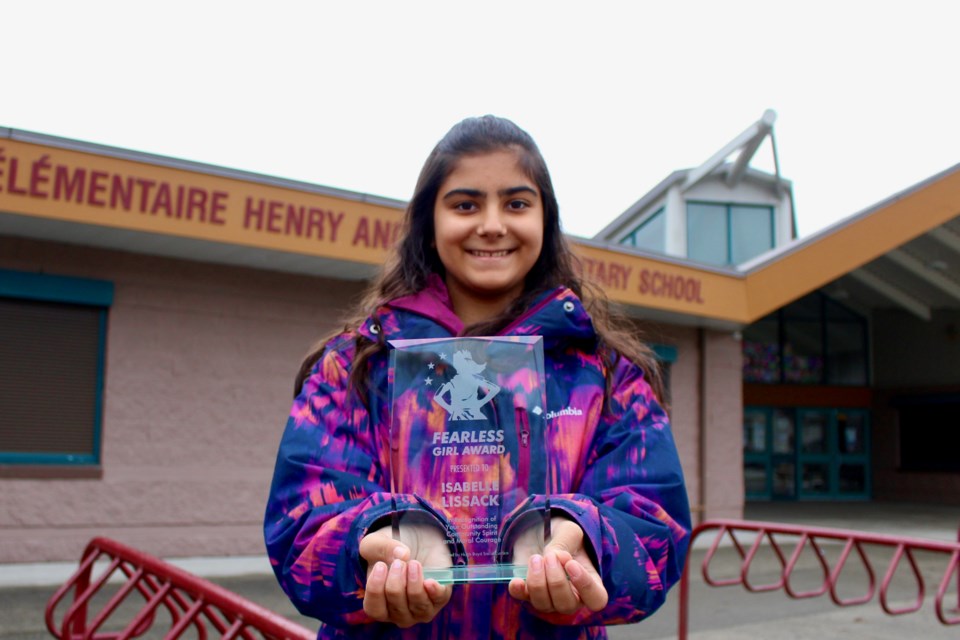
[296,115,664,402]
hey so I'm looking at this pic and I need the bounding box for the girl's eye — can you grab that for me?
[507,200,529,211]
[454,201,478,213]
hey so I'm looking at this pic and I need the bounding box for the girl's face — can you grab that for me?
[433,148,544,323]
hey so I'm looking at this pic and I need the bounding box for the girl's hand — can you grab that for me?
[359,523,453,627]
[508,516,608,615]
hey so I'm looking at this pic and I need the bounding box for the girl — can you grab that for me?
[264,115,691,639]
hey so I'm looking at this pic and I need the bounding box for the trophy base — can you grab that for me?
[422,563,528,584]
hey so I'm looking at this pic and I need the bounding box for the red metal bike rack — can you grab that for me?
[678,519,960,639]
[45,537,315,640]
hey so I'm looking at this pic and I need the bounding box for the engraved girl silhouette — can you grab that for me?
[433,350,500,420]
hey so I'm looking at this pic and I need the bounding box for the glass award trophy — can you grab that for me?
[388,336,549,584]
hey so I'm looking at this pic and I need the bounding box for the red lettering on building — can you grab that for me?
[5,157,28,195]
[111,175,133,210]
[54,166,86,203]
[638,269,705,304]
[286,204,304,237]
[328,211,344,242]
[352,216,371,247]
[0,149,371,238]
[87,171,108,207]
[244,197,340,239]
[151,182,172,216]
[372,219,400,249]
[266,200,284,233]
[185,188,207,221]
[135,178,156,212]
[581,257,632,290]
[29,155,51,198]
[210,191,227,225]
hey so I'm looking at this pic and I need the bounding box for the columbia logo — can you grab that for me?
[544,406,583,420]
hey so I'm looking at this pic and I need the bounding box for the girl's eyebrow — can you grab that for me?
[441,185,538,199]
[501,186,538,198]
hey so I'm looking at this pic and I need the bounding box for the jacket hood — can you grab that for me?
[356,274,597,344]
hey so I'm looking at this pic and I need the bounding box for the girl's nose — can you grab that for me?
[477,207,507,237]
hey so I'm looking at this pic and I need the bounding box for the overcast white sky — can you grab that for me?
[3,1,958,239]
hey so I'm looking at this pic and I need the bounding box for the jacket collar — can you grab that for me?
[357,274,596,343]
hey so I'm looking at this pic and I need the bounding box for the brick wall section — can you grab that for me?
[0,236,359,562]
[640,324,744,525]
[648,324,701,522]
[700,329,744,521]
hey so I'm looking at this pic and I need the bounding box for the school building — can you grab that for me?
[1,115,958,563]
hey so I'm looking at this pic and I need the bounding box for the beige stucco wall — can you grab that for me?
[0,236,360,563]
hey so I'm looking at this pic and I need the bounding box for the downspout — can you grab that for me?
[698,327,707,526]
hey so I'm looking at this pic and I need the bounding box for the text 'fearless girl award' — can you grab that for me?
[388,336,548,583]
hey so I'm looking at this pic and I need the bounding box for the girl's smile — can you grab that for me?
[433,148,544,324]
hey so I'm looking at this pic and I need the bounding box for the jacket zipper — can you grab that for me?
[514,406,530,490]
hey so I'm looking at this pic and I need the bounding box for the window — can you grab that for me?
[621,208,665,254]
[742,315,779,383]
[743,292,869,385]
[687,201,775,266]
[0,270,112,470]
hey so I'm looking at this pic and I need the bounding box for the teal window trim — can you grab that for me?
[0,269,114,306]
[629,209,664,236]
[623,207,665,247]
[652,344,677,363]
[0,451,99,465]
[0,269,112,466]
[686,200,775,265]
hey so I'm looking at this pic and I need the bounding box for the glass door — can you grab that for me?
[798,409,831,498]
[743,408,771,499]
[770,409,796,500]
[745,407,870,501]
[836,410,870,498]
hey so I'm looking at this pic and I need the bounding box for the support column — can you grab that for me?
[699,328,744,522]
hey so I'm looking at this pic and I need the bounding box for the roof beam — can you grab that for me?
[683,110,776,193]
[886,249,960,302]
[848,268,931,320]
[929,226,960,255]
[726,134,766,187]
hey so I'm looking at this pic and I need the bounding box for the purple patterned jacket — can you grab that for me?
[264,277,691,639]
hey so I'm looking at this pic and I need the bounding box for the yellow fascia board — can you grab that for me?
[0,137,405,266]
[571,242,749,323]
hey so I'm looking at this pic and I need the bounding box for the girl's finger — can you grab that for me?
[362,561,389,621]
[565,560,609,612]
[424,579,453,607]
[383,559,412,625]
[544,551,578,614]
[525,554,554,612]
[507,577,529,602]
[359,531,408,566]
[404,561,435,622]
